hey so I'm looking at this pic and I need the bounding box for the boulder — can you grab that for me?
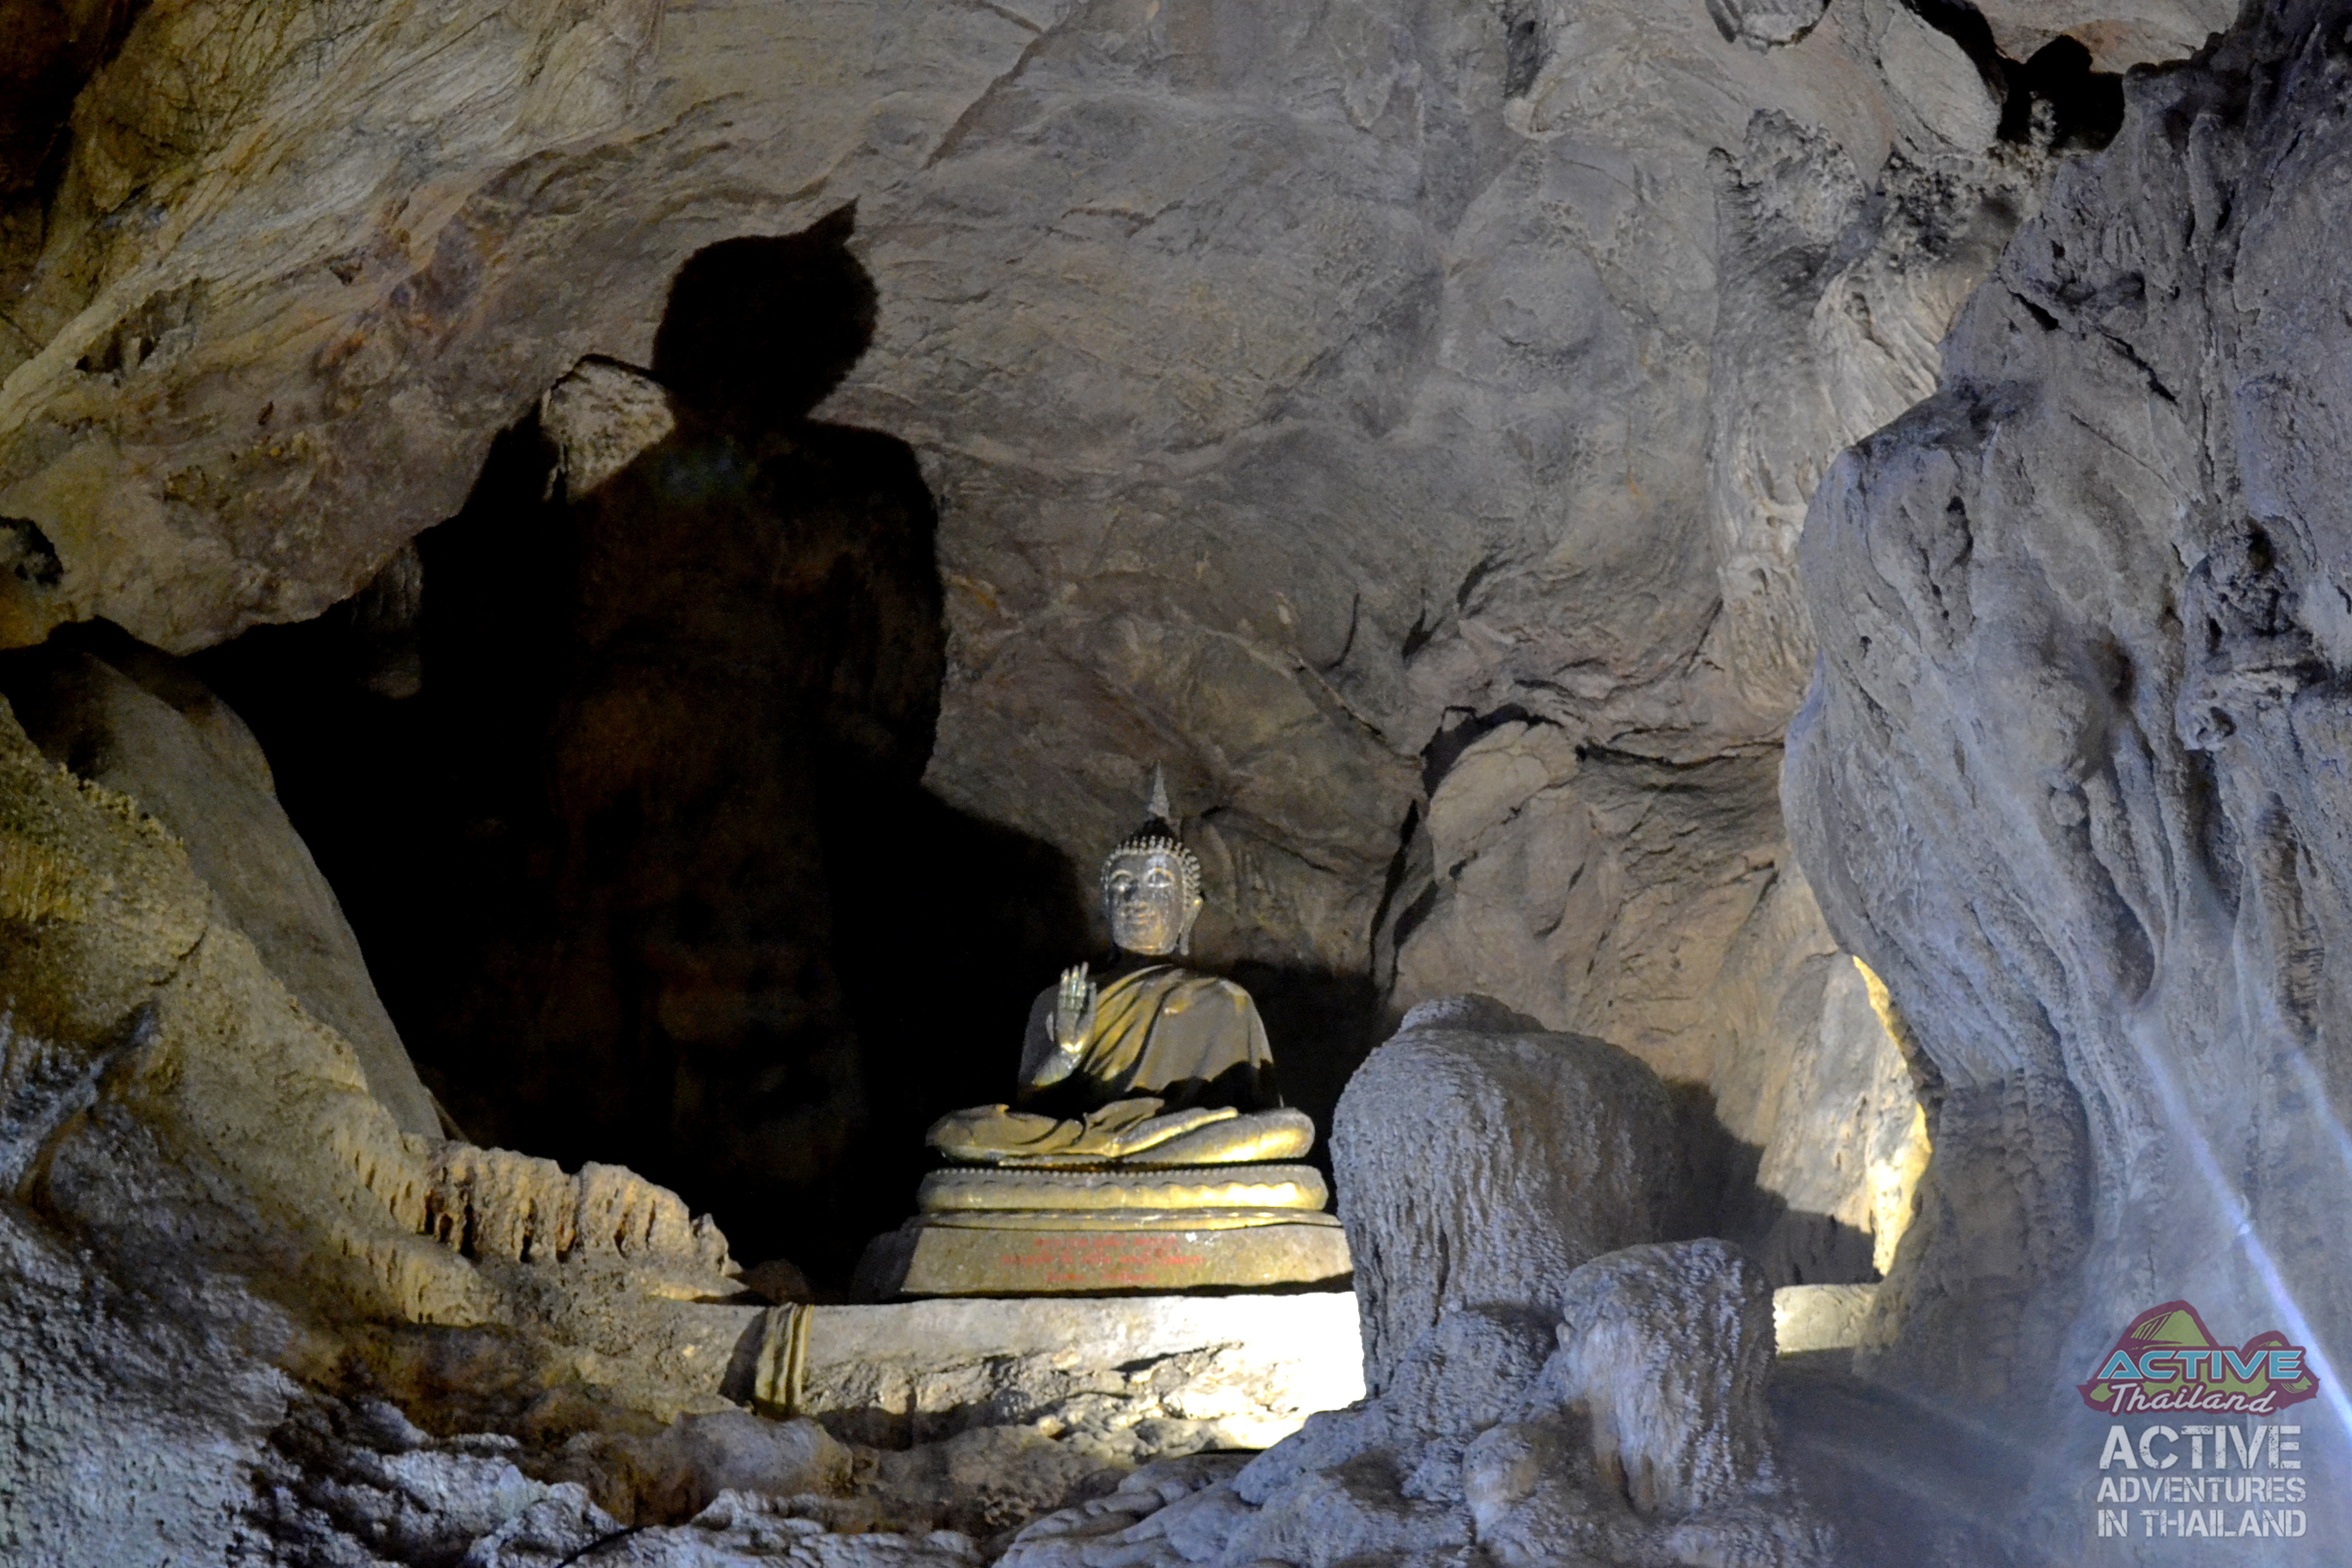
[1001,1241,1833,1568]
[1466,1242,1830,1568]
[1333,996,1689,1389]
[1540,1240,1778,1517]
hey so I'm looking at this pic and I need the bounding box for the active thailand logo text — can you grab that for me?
[2079,1300,2320,1417]
[2080,1300,2321,1542]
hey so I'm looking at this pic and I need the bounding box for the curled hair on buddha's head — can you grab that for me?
[1098,766,1204,905]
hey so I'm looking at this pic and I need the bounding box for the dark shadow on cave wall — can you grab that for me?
[192,210,1845,1293]
[193,210,1412,1288]
[198,210,1081,1284]
[1665,1083,1879,1288]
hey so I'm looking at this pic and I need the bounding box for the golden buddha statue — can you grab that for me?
[925,775,1313,1167]
[857,772,1348,1298]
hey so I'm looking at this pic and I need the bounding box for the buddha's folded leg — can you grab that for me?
[925,1104,1082,1162]
[1097,1104,1238,1157]
[1124,1107,1314,1165]
[927,1097,1237,1163]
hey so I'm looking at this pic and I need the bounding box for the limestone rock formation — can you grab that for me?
[1973,0,2233,70]
[0,656,1235,1563]
[0,627,442,1135]
[1784,0,2352,1524]
[0,0,2295,1558]
[0,0,675,649]
[1466,1245,1830,1568]
[986,1454,1251,1568]
[0,1198,295,1563]
[247,1391,1097,1565]
[1001,1241,1832,1568]
[0,0,2194,1124]
[416,1140,733,1282]
[1540,1242,1780,1518]
[0,0,2223,1311]
[542,356,679,502]
[1333,996,1690,1389]
[1706,0,1833,52]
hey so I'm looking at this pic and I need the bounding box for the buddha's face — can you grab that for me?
[1104,849,1199,955]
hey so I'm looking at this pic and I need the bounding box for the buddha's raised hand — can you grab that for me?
[1051,962,1098,1054]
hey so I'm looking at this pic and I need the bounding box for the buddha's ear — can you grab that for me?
[1178,891,1203,956]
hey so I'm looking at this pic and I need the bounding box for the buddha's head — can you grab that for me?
[1101,774,1204,956]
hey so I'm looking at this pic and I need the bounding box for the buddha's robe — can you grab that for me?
[926,964,1311,1164]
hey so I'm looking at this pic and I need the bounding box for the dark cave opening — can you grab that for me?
[1998,35,2126,152]
[1898,2,2126,153]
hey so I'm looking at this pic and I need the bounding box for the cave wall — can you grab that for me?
[0,0,2236,1286]
[189,259,995,1278]
[1785,0,2352,1520]
[0,624,444,1137]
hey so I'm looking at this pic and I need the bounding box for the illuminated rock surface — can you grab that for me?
[1786,0,2352,1542]
[779,1293,1367,1455]
[1001,1242,1835,1568]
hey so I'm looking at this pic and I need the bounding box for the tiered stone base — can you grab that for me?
[856,1164,1354,1297]
[739,1292,1366,1449]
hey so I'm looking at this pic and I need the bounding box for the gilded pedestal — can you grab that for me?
[855,1164,1353,1297]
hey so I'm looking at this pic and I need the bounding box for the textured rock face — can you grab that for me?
[0,627,442,1135]
[1001,1241,1832,1568]
[0,0,675,648]
[415,1140,732,1279]
[0,662,1227,1563]
[1466,1246,1830,1568]
[0,677,488,1330]
[1785,0,2352,1468]
[1973,0,2233,70]
[1544,1242,1778,1517]
[1386,720,1924,1275]
[1332,997,1689,1389]
[878,0,2043,992]
[0,1,2288,1556]
[246,1391,1124,1565]
[0,1200,293,1563]
[0,0,2124,1152]
[0,0,2213,1300]
[788,1293,1364,1457]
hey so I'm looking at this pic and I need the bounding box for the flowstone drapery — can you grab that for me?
[1786,2,2352,1540]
